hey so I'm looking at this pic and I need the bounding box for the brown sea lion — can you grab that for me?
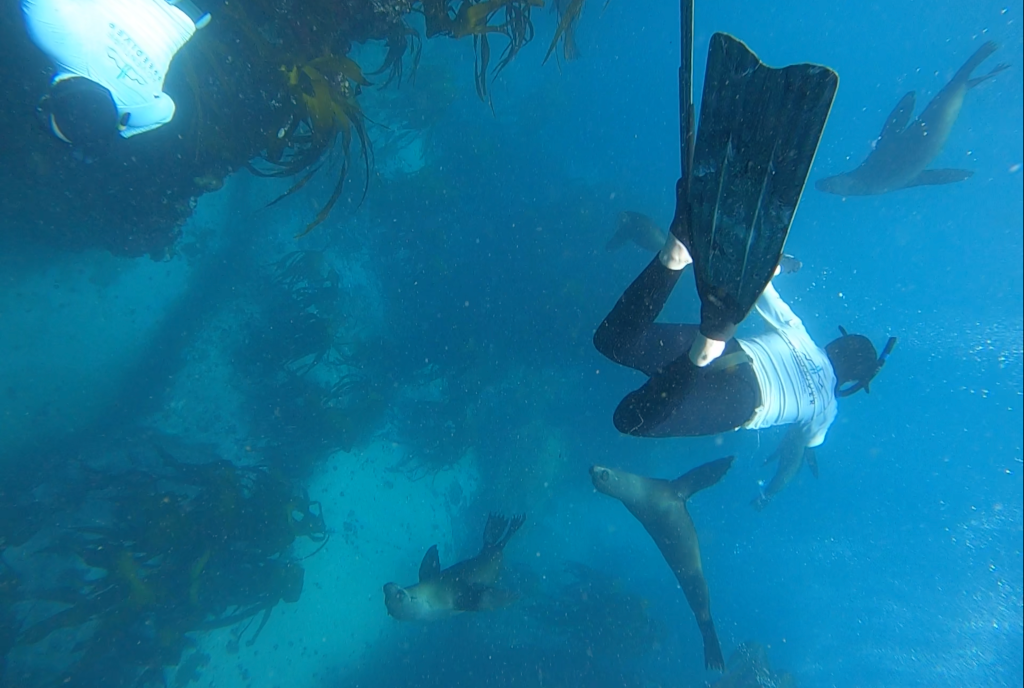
[605,211,668,252]
[816,42,1009,196]
[383,513,525,622]
[751,428,818,512]
[590,456,734,670]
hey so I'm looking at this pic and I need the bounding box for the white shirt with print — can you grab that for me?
[23,0,196,138]
[737,282,837,447]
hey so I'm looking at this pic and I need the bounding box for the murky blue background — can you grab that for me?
[2,1,1021,686]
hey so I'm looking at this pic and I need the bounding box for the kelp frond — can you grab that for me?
[370,25,423,87]
[544,0,612,65]
[420,0,542,103]
[495,0,540,75]
[544,0,584,65]
[260,56,374,238]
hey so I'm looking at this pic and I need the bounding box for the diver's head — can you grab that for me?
[825,326,897,397]
[38,77,119,147]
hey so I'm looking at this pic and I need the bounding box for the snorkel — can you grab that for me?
[834,326,898,398]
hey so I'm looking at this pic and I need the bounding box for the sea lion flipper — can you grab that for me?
[480,513,525,552]
[805,448,819,479]
[901,168,973,188]
[672,456,734,501]
[496,514,526,549]
[701,619,726,671]
[955,41,1000,84]
[419,545,441,582]
[967,63,1011,89]
[878,91,916,141]
[605,212,641,251]
[605,224,630,251]
[482,513,509,549]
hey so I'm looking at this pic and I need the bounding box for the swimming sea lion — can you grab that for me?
[383,513,525,622]
[606,211,668,252]
[751,432,818,511]
[816,42,1009,196]
[590,456,734,671]
[777,254,802,275]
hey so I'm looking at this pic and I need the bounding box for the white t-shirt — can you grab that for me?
[23,0,196,138]
[737,282,837,447]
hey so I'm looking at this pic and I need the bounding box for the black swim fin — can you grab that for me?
[685,34,838,340]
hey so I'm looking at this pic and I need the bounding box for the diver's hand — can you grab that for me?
[689,333,727,367]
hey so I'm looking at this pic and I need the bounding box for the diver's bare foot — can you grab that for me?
[689,333,727,367]
[659,234,692,271]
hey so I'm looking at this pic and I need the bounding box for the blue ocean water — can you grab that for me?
[1,1,1021,687]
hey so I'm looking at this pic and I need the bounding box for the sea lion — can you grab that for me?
[383,513,525,622]
[751,430,818,511]
[816,42,1009,196]
[606,211,668,252]
[777,254,802,275]
[590,456,734,671]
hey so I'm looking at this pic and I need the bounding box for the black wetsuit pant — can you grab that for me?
[594,256,761,437]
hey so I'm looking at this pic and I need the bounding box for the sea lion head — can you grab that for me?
[383,582,416,620]
[590,465,646,504]
[815,174,861,196]
[383,582,437,621]
[590,465,616,494]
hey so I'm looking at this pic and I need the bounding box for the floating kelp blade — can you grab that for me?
[295,159,350,239]
[543,0,584,64]
[264,162,326,210]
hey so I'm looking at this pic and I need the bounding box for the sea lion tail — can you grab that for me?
[956,41,1000,84]
[496,513,526,549]
[481,513,526,551]
[968,62,1011,89]
[672,456,734,501]
[700,619,726,671]
[605,233,628,251]
[605,213,631,251]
